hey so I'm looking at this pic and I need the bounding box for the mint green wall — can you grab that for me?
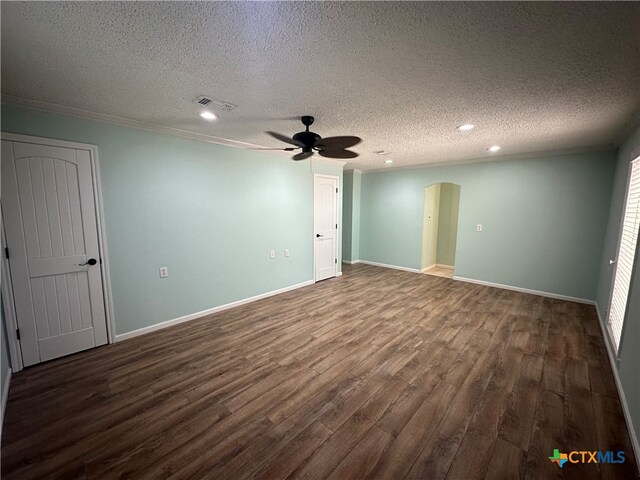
[435,183,460,267]
[343,172,354,261]
[341,170,361,262]
[1,104,342,335]
[360,150,616,300]
[351,172,361,261]
[596,125,640,446]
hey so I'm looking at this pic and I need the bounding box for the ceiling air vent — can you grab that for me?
[193,95,237,112]
[194,95,213,106]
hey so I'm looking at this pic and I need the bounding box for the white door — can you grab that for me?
[2,140,108,366]
[314,174,338,282]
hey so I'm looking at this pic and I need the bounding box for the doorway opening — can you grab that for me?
[421,182,461,279]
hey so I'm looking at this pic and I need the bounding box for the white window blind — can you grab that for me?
[608,156,640,351]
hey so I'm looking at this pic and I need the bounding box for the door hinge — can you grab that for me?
[336,224,338,229]
[16,329,20,340]
[335,258,337,264]
[336,188,338,193]
[4,247,9,259]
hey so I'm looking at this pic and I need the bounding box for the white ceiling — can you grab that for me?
[2,2,639,170]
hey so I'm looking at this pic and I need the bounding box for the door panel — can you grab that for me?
[2,140,107,366]
[28,255,88,277]
[314,175,338,282]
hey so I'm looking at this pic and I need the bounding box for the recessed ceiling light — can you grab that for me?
[457,124,475,131]
[200,111,217,121]
[487,145,501,152]
[375,150,391,155]
[384,159,393,164]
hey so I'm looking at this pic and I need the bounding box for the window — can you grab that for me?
[608,155,640,352]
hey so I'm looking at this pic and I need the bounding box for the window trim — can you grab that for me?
[606,152,640,357]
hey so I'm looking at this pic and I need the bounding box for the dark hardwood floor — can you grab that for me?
[1,263,637,479]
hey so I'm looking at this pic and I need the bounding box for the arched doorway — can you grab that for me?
[421,182,461,278]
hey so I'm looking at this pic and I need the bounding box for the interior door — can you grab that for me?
[314,174,338,282]
[2,140,108,366]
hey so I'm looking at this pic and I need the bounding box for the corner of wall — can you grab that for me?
[593,124,640,474]
[352,171,362,261]
[593,302,640,474]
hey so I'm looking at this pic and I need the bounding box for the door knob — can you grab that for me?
[316,234,323,238]
[80,258,97,266]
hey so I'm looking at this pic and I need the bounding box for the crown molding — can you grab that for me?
[362,144,616,173]
[345,168,363,174]
[1,94,280,152]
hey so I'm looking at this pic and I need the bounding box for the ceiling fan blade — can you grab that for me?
[315,136,362,150]
[292,151,314,161]
[318,149,358,159]
[266,131,304,147]
[249,147,299,151]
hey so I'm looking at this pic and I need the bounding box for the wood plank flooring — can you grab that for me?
[2,263,638,479]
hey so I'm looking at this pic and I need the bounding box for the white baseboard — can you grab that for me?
[422,264,454,273]
[452,276,595,305]
[594,303,640,475]
[356,260,421,274]
[342,260,361,265]
[336,272,343,277]
[1,368,12,441]
[116,279,315,341]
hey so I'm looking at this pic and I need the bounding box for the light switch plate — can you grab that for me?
[270,250,276,259]
[476,224,483,232]
[159,266,168,278]
[284,249,290,257]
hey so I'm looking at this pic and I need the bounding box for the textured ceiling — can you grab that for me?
[2,1,639,170]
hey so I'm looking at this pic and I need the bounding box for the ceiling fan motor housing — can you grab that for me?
[293,131,322,152]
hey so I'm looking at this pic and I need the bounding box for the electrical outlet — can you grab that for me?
[476,224,483,232]
[270,250,276,259]
[284,249,290,257]
[159,266,168,278]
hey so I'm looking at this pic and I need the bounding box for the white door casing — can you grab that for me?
[314,174,338,282]
[2,139,108,366]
